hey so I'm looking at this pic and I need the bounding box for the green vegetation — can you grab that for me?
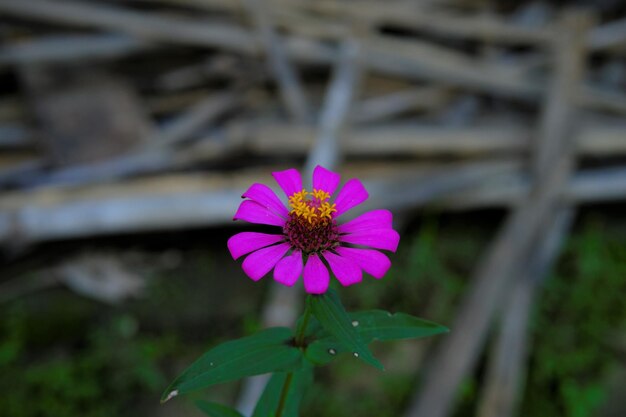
[0,306,175,417]
[1,213,625,416]
[525,218,626,417]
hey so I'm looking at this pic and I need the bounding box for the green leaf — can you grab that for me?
[252,365,314,417]
[305,310,448,366]
[304,338,343,366]
[351,310,449,342]
[161,327,302,402]
[308,290,383,370]
[195,401,245,417]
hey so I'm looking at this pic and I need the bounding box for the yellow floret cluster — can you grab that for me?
[288,189,337,223]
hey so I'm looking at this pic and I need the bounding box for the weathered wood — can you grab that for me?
[146,89,217,115]
[579,84,626,115]
[148,93,239,149]
[300,1,554,45]
[351,86,452,123]
[243,0,312,123]
[405,11,590,417]
[8,160,626,246]
[17,93,238,187]
[588,16,626,51]
[534,12,589,177]
[305,39,363,173]
[0,160,45,187]
[0,125,33,148]
[404,158,572,417]
[0,34,151,66]
[154,57,248,92]
[477,207,574,417]
[0,251,148,304]
[358,160,521,213]
[0,162,510,242]
[181,0,553,45]
[21,70,153,166]
[0,0,259,53]
[229,122,626,157]
[437,94,481,127]
[0,97,26,121]
[7,118,626,189]
[2,0,622,110]
[1,3,625,415]
[0,0,541,99]
[362,35,538,99]
[440,165,626,209]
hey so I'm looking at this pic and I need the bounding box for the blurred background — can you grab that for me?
[1,0,626,416]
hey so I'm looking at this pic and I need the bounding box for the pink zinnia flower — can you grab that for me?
[227,166,399,294]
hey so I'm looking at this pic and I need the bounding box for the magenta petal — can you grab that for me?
[242,183,289,218]
[335,247,391,279]
[303,254,330,294]
[233,200,286,227]
[273,250,303,286]
[227,232,284,260]
[272,168,303,198]
[242,243,290,281]
[323,251,362,286]
[312,165,341,196]
[334,178,369,217]
[339,228,400,252]
[338,209,393,234]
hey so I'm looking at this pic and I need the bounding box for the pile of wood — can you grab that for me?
[1,1,626,416]
[0,0,625,246]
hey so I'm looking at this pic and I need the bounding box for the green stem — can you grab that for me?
[275,296,312,417]
[274,372,294,417]
[295,295,312,347]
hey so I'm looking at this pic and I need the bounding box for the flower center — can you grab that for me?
[284,189,339,253]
